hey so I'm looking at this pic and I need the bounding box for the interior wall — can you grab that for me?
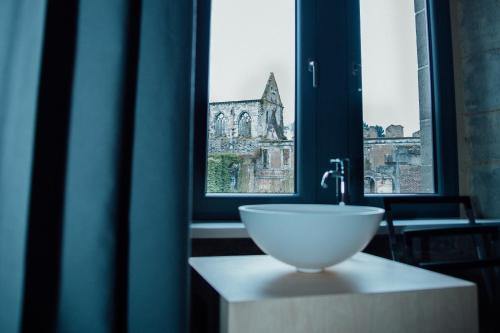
[450,0,500,218]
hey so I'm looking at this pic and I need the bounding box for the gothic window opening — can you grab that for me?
[262,149,269,169]
[214,113,226,137]
[282,149,290,167]
[238,112,251,138]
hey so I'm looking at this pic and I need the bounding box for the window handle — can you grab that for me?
[352,62,362,92]
[308,59,318,88]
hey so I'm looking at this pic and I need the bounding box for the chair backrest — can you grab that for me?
[402,225,499,268]
[384,196,500,333]
[383,196,476,261]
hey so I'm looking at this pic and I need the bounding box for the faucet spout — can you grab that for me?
[320,158,349,204]
[320,170,333,189]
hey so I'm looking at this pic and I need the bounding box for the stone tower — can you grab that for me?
[261,72,286,140]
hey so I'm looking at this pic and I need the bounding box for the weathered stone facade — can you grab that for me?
[363,126,379,139]
[364,125,423,194]
[207,73,294,193]
[385,124,404,138]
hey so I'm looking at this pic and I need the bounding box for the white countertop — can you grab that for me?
[189,253,474,303]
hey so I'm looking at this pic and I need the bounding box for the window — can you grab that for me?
[204,0,296,195]
[360,0,434,194]
[262,149,269,169]
[282,149,290,167]
[238,112,251,138]
[214,112,226,137]
[193,0,458,220]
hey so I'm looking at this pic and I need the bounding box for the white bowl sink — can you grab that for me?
[239,204,385,272]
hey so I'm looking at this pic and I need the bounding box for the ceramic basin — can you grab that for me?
[239,204,385,272]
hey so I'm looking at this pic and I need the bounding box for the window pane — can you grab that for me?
[360,0,434,194]
[206,0,295,194]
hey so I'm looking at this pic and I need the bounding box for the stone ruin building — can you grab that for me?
[207,73,428,194]
[207,73,294,193]
[364,124,424,194]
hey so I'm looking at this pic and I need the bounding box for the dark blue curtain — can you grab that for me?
[0,1,48,332]
[0,0,194,332]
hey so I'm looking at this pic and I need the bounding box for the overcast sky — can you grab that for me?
[360,0,420,135]
[210,0,420,135]
[209,0,295,124]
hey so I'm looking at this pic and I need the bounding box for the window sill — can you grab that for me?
[190,219,500,239]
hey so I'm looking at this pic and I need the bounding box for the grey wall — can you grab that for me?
[451,0,500,217]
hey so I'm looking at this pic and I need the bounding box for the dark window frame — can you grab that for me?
[192,0,458,221]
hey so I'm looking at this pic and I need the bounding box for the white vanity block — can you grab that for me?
[189,253,478,333]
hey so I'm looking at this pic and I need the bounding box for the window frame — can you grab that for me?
[192,0,459,221]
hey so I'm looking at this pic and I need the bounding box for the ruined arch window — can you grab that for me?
[214,113,226,137]
[282,149,290,167]
[262,149,269,169]
[364,177,376,194]
[238,112,251,138]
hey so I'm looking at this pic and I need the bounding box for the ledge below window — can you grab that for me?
[190,219,500,239]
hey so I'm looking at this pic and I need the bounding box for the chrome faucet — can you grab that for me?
[320,158,349,205]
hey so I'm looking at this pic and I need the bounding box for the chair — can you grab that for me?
[384,196,476,261]
[383,196,500,267]
[384,196,500,332]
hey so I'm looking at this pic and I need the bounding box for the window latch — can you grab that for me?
[308,59,318,88]
[352,63,362,92]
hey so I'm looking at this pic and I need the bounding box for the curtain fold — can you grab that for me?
[128,0,194,331]
[0,0,194,332]
[0,1,48,332]
[55,0,139,332]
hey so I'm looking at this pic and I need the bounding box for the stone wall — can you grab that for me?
[363,126,379,138]
[253,141,294,193]
[451,0,500,217]
[207,141,294,193]
[208,137,261,155]
[385,125,404,138]
[364,137,422,193]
